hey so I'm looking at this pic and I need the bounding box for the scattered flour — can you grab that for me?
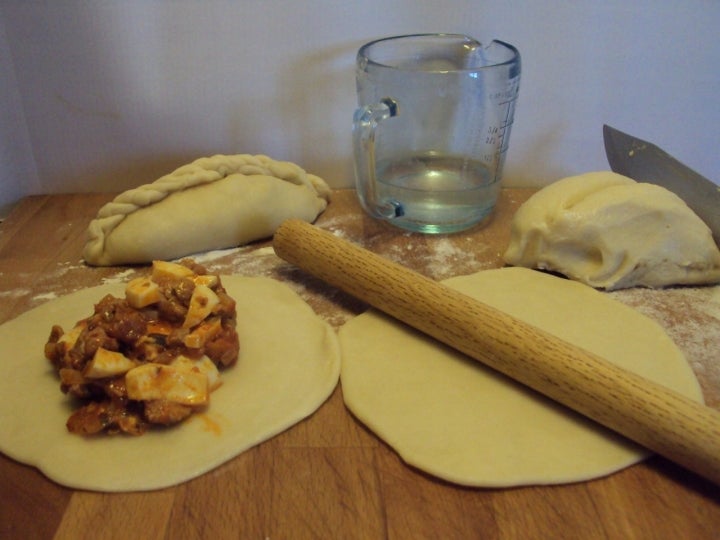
[0,288,30,299]
[426,238,470,278]
[424,238,492,279]
[183,246,246,265]
[609,284,720,407]
[33,292,58,302]
[321,214,356,234]
[101,269,136,285]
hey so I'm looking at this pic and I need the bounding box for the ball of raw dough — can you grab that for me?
[503,171,720,290]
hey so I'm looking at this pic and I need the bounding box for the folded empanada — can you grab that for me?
[83,154,331,266]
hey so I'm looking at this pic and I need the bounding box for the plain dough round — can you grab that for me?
[339,267,703,487]
[0,276,340,492]
[503,171,720,290]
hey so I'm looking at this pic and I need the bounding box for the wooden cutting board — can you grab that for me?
[0,189,718,539]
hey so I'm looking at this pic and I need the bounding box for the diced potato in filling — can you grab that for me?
[44,259,239,436]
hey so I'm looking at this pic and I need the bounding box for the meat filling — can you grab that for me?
[45,259,240,436]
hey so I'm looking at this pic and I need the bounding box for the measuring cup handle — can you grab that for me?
[352,98,403,219]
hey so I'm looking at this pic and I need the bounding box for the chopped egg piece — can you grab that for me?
[84,348,137,379]
[171,355,222,391]
[193,274,219,288]
[126,363,208,406]
[183,284,220,328]
[58,322,86,350]
[184,317,222,349]
[151,260,195,281]
[125,276,163,308]
[146,320,173,336]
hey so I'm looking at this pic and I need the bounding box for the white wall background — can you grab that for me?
[1,0,719,217]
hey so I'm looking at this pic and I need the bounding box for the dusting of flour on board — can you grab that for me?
[30,263,141,304]
[1,287,30,300]
[101,269,136,285]
[426,237,489,279]
[610,284,720,408]
[182,244,282,277]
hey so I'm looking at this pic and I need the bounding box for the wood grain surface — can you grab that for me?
[0,189,719,540]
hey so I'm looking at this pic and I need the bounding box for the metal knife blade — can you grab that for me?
[603,124,720,245]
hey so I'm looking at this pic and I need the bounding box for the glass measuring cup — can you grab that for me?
[352,34,521,234]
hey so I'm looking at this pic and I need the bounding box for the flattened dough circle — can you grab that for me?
[339,267,703,487]
[0,276,340,492]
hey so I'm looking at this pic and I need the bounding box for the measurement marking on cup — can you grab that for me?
[353,34,521,234]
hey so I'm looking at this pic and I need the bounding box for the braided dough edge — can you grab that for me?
[83,154,330,265]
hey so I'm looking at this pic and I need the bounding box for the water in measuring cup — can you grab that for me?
[376,153,500,234]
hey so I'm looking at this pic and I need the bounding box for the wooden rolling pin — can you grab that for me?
[273,218,720,486]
